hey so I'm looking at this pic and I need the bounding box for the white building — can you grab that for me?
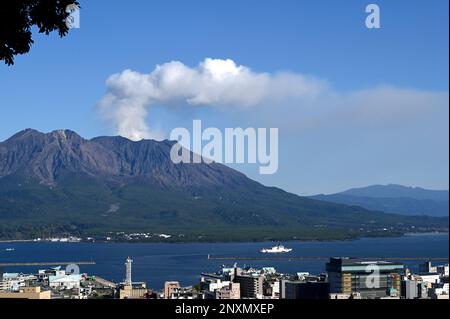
[432,283,449,298]
[0,273,37,291]
[262,267,277,275]
[437,264,449,277]
[208,280,232,292]
[419,274,441,285]
[38,267,66,280]
[49,274,82,290]
[270,280,280,297]
[419,262,449,277]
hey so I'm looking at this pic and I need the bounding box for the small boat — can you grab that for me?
[5,248,15,252]
[260,244,292,254]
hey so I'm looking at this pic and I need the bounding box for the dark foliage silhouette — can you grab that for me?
[0,0,79,65]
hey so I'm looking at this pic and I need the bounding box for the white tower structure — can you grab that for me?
[125,257,133,285]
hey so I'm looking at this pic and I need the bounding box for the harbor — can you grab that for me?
[207,255,449,262]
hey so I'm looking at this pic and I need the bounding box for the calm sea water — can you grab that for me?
[0,234,448,290]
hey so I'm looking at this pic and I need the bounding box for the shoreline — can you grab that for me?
[1,231,448,245]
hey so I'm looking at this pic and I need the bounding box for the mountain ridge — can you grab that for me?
[0,129,447,241]
[310,185,449,217]
[0,128,249,189]
[340,184,449,201]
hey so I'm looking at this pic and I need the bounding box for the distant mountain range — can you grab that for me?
[0,129,447,241]
[310,185,449,217]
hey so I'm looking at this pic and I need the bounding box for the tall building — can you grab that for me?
[233,268,263,299]
[215,283,240,299]
[118,256,148,299]
[419,261,449,277]
[125,257,133,285]
[164,281,181,299]
[0,272,37,291]
[119,283,148,299]
[401,280,418,299]
[326,257,403,299]
[280,280,329,299]
[419,261,437,274]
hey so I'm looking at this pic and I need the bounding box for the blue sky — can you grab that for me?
[0,0,448,194]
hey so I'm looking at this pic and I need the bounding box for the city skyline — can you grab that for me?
[0,0,449,311]
[1,247,448,300]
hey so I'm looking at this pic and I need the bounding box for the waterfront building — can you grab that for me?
[401,280,419,299]
[118,257,148,299]
[263,280,280,299]
[119,283,148,299]
[164,281,181,299]
[38,267,66,281]
[0,273,37,291]
[326,257,403,299]
[125,257,133,285]
[417,281,430,299]
[215,283,240,299]
[419,261,449,277]
[419,261,437,274]
[437,264,449,277]
[431,282,449,299]
[280,280,329,299]
[296,272,310,280]
[261,267,276,275]
[0,286,51,299]
[233,268,264,299]
[200,278,239,299]
[400,272,449,299]
[49,274,82,290]
[418,274,441,284]
[208,279,232,292]
[168,286,197,299]
[220,265,236,280]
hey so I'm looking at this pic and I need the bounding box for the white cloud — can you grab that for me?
[97,58,325,140]
[97,58,448,142]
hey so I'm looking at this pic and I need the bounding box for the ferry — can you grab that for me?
[260,244,292,254]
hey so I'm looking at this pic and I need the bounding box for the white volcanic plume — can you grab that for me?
[97,58,324,140]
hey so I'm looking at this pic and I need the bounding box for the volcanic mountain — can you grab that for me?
[0,129,447,241]
[310,185,449,217]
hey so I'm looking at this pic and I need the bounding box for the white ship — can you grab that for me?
[5,248,15,252]
[260,244,292,254]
